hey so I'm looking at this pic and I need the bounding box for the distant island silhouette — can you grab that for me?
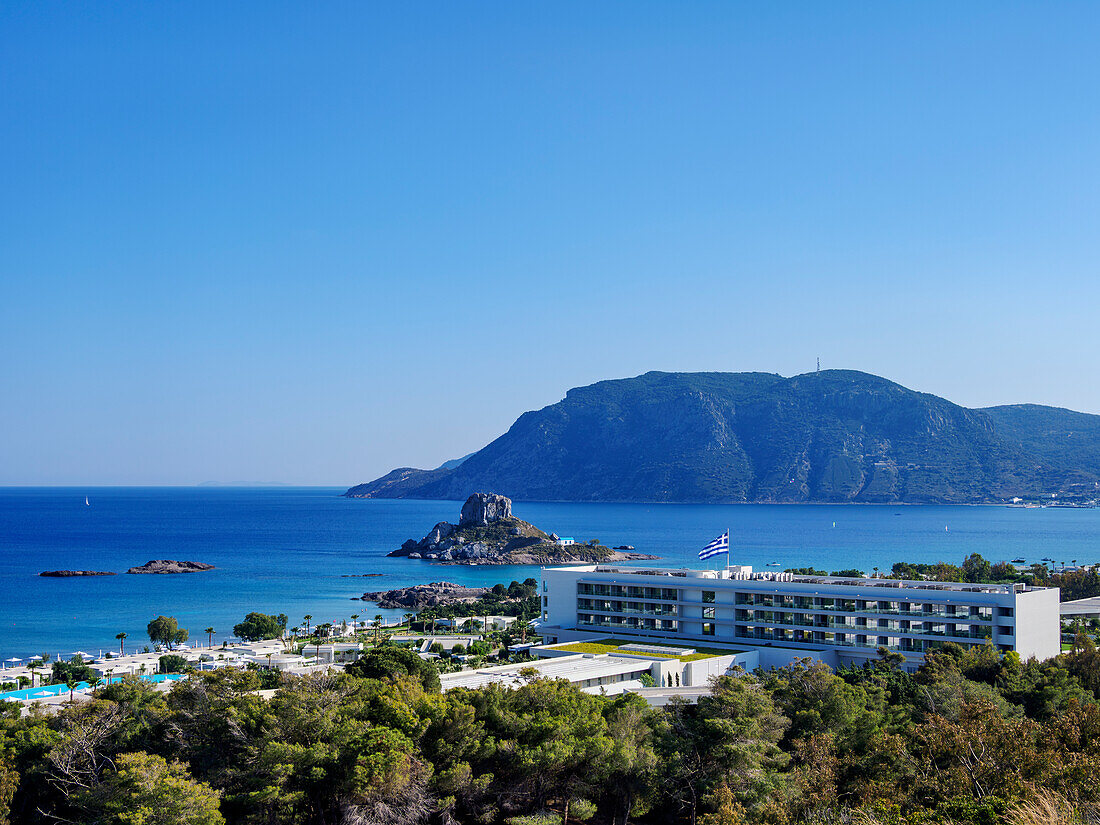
[346,370,1100,505]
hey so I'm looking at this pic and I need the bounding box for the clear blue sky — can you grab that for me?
[2,3,1099,485]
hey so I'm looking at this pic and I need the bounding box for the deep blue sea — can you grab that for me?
[0,487,1097,660]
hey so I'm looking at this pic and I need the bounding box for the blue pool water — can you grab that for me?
[0,673,184,701]
[0,487,1097,659]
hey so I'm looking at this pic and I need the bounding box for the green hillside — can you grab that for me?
[346,370,1100,504]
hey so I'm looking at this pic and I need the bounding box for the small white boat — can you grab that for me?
[85,497,90,506]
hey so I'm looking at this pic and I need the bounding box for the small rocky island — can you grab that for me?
[389,492,658,565]
[125,560,216,574]
[39,570,116,577]
[360,582,490,609]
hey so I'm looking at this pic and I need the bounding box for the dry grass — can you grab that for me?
[1007,791,1100,825]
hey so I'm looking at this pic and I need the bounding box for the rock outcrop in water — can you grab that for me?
[39,570,116,577]
[125,560,216,574]
[360,582,490,609]
[387,493,657,565]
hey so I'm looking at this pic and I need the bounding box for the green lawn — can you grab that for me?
[551,638,742,661]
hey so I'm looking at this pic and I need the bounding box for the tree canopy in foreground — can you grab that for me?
[5,638,1100,824]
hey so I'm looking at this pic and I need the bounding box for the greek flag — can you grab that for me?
[698,530,729,560]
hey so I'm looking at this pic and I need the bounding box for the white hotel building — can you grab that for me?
[539,564,1061,670]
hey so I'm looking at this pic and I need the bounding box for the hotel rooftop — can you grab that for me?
[539,563,1061,671]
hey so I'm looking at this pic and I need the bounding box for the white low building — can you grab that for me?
[440,653,656,695]
[436,616,517,631]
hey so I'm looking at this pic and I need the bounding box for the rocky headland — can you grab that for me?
[345,369,1100,504]
[360,581,490,609]
[39,570,116,577]
[387,492,658,565]
[125,560,216,575]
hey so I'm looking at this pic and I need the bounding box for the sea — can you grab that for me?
[0,487,1097,661]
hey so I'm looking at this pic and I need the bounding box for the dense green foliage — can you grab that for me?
[345,370,1100,503]
[51,655,96,686]
[345,646,441,693]
[888,554,1100,602]
[159,655,189,674]
[148,616,189,650]
[416,579,540,623]
[231,612,288,642]
[6,639,1100,824]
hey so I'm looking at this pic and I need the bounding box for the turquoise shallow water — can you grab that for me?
[0,487,1097,660]
[0,673,184,701]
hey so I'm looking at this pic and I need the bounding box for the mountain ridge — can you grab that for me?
[346,370,1100,504]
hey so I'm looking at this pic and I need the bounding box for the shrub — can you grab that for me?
[345,645,441,692]
[158,654,188,674]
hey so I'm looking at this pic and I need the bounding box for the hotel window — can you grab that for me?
[702,606,715,619]
[702,622,715,636]
[702,590,716,604]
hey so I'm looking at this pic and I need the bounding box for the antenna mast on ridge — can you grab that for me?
[817,357,820,372]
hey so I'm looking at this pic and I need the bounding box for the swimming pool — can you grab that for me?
[0,672,186,702]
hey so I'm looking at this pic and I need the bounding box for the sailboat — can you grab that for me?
[85,497,90,506]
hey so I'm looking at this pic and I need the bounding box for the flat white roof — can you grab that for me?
[1061,596,1100,615]
[439,654,652,691]
[548,564,1043,595]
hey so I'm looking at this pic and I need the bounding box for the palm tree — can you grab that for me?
[404,612,415,631]
[373,614,383,644]
[350,614,360,632]
[314,624,332,662]
[65,677,80,703]
[116,632,127,656]
[303,615,312,634]
[205,627,215,648]
[290,626,301,640]
[26,661,38,688]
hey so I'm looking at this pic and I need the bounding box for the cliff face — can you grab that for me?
[346,370,1100,504]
